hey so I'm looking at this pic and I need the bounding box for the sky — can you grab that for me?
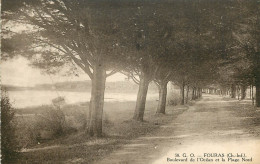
[1,12,128,87]
[1,57,127,87]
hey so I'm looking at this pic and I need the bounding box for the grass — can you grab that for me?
[14,100,188,164]
[229,99,260,129]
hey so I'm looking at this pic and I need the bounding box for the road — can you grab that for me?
[96,94,260,164]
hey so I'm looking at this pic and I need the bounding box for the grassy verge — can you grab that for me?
[15,100,188,164]
[227,99,260,137]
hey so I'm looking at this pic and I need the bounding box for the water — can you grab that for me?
[7,90,158,108]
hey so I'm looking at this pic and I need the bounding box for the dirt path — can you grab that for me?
[95,94,260,164]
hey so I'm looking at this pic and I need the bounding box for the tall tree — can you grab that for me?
[2,0,131,136]
[121,3,176,120]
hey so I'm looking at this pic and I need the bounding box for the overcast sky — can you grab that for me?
[1,57,127,87]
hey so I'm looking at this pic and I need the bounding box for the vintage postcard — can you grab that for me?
[1,0,260,163]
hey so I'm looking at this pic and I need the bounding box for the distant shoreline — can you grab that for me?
[2,80,159,93]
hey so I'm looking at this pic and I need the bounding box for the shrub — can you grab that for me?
[167,94,181,106]
[15,116,40,148]
[167,88,182,106]
[16,106,78,148]
[70,111,88,130]
[36,107,66,138]
[1,91,19,163]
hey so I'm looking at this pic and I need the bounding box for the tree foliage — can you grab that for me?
[2,0,260,135]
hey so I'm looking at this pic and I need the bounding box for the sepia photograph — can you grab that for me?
[1,0,260,163]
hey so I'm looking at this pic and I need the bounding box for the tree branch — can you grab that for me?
[106,70,118,77]
[62,44,93,79]
[131,74,140,84]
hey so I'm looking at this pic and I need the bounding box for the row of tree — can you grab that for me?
[2,0,260,137]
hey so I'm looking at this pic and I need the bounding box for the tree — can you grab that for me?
[120,3,176,120]
[214,0,259,104]
[2,0,131,137]
[154,62,173,114]
[244,1,260,106]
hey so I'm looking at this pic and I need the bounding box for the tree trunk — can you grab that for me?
[186,86,189,104]
[250,85,252,99]
[198,88,201,98]
[256,78,260,107]
[237,86,240,100]
[156,81,168,114]
[87,64,106,137]
[241,85,247,100]
[231,84,236,98]
[180,81,185,105]
[252,85,255,106]
[192,87,196,100]
[195,88,198,99]
[133,73,150,121]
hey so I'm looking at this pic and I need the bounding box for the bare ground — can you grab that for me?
[95,94,260,164]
